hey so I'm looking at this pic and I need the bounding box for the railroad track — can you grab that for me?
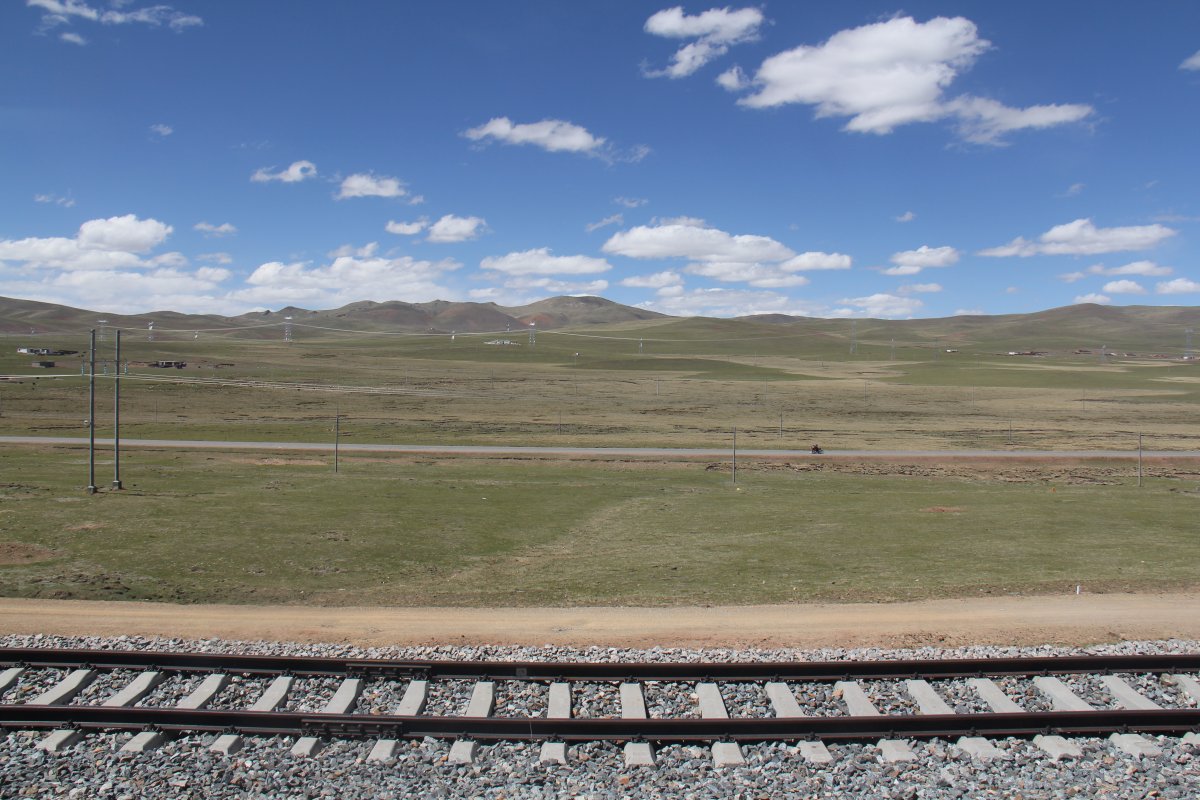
[2,648,1198,767]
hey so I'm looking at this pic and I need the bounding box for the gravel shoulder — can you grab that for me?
[0,591,1196,649]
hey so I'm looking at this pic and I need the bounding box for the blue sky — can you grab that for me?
[3,1,1199,319]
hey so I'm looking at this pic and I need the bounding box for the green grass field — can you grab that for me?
[1,445,1197,606]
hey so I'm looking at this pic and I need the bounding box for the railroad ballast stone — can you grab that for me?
[0,634,1197,799]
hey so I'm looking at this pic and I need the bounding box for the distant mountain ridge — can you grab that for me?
[0,295,1197,353]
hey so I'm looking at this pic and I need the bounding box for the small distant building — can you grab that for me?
[151,360,187,368]
[31,361,56,368]
[483,339,520,346]
[17,347,74,356]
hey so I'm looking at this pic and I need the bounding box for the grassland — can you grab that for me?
[1,317,1199,453]
[1,445,1198,606]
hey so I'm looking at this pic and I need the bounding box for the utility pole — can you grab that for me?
[334,403,340,473]
[732,426,737,485]
[87,329,97,494]
[112,329,123,489]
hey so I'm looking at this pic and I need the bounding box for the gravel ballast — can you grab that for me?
[0,634,1197,799]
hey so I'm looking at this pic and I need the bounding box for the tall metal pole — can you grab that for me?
[1137,433,1143,488]
[732,425,737,485]
[112,329,122,489]
[87,329,97,494]
[334,403,340,473]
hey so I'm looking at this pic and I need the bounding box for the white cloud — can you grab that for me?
[639,287,819,318]
[585,213,624,233]
[980,218,1177,257]
[464,117,605,155]
[953,308,984,316]
[1089,260,1172,277]
[1156,278,1200,295]
[780,251,852,271]
[197,252,232,265]
[1061,182,1085,197]
[686,261,811,288]
[831,293,924,318]
[725,15,1092,144]
[231,255,461,308]
[1102,279,1146,295]
[427,215,487,244]
[1074,293,1111,305]
[33,192,75,207]
[480,248,611,276]
[603,219,794,263]
[716,65,749,91]
[327,242,379,259]
[945,96,1093,146]
[150,123,172,137]
[77,214,172,253]
[887,245,959,274]
[620,270,683,289]
[386,219,428,236]
[60,31,85,44]
[895,210,916,223]
[643,6,765,79]
[1181,50,1200,71]
[337,173,406,200]
[27,0,203,32]
[899,283,943,293]
[614,197,648,208]
[193,221,236,237]
[1059,271,1087,283]
[251,160,317,183]
[497,276,610,295]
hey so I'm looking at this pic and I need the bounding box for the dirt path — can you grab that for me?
[1,593,1197,649]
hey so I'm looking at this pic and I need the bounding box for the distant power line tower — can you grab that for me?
[284,316,293,342]
[528,322,536,347]
[147,321,154,342]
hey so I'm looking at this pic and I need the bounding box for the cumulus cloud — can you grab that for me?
[1074,293,1111,304]
[1061,182,1085,197]
[251,160,317,183]
[830,293,924,318]
[60,31,85,44]
[78,214,172,252]
[495,276,610,295]
[639,287,821,318]
[231,254,461,308]
[895,210,916,223]
[620,270,683,289]
[899,283,943,294]
[883,245,959,275]
[980,218,1177,257]
[1156,278,1200,294]
[615,197,648,208]
[686,261,811,288]
[327,242,379,259]
[464,117,605,154]
[197,252,233,265]
[193,221,236,237]
[480,248,611,276]
[427,215,487,244]
[337,173,406,200]
[723,15,1092,144]
[643,6,765,78]
[781,251,852,271]
[603,218,793,263]
[1089,260,1172,277]
[1102,279,1146,294]
[1181,50,1200,71]
[386,219,428,236]
[149,123,172,138]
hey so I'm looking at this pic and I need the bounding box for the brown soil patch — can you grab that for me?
[228,457,326,466]
[65,522,104,531]
[0,543,60,565]
[0,593,1197,649]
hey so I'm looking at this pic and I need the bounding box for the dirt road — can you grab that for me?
[1,592,1196,649]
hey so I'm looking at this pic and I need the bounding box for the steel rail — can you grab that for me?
[1,705,1197,744]
[2,648,1200,682]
